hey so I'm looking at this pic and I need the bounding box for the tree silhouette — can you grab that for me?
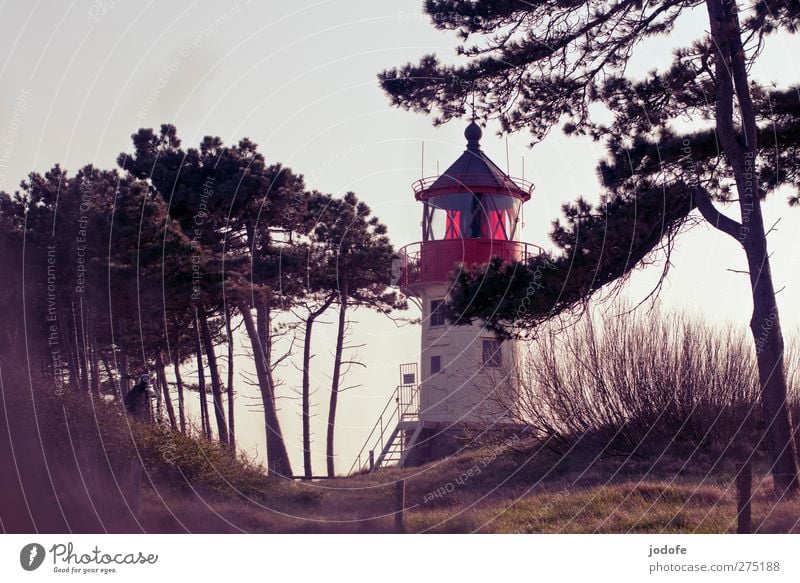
[291,200,339,478]
[0,164,193,406]
[310,192,406,477]
[119,125,312,474]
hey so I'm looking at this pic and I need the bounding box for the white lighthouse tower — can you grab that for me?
[350,121,541,473]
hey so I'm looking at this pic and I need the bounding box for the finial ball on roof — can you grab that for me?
[465,121,482,145]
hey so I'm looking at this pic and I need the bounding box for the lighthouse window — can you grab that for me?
[430,299,445,327]
[430,355,442,374]
[482,339,502,368]
[425,193,520,241]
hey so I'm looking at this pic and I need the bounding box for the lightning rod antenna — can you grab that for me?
[421,140,424,180]
[470,90,476,121]
[505,136,510,175]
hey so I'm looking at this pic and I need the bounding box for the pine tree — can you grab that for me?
[118,126,309,474]
[310,192,406,477]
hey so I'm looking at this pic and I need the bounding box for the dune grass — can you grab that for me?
[132,436,800,534]
[7,380,799,534]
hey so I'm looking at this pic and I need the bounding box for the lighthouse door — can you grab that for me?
[398,363,419,420]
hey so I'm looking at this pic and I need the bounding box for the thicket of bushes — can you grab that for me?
[0,366,284,532]
[494,304,800,458]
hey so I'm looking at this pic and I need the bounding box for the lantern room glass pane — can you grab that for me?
[423,193,520,241]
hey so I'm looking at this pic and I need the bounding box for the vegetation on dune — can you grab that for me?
[4,311,800,535]
[129,436,800,534]
[487,304,800,460]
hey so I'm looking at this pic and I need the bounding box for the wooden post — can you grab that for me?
[369,450,375,471]
[394,479,406,533]
[736,460,752,534]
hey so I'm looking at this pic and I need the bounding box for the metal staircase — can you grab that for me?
[349,364,422,474]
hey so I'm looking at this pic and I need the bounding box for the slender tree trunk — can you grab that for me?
[256,302,274,410]
[79,301,91,393]
[154,360,163,422]
[198,310,229,445]
[258,303,291,468]
[326,288,348,478]
[73,301,89,392]
[89,312,100,396]
[199,387,209,438]
[194,310,211,440]
[240,224,291,475]
[240,305,292,477]
[704,0,798,496]
[120,352,130,400]
[173,357,187,434]
[302,316,315,479]
[157,354,177,430]
[301,297,335,479]
[119,320,130,400]
[225,308,236,451]
[62,309,81,391]
[257,303,282,426]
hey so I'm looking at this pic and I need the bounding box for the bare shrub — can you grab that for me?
[491,303,799,457]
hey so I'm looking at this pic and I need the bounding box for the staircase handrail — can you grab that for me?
[348,383,419,475]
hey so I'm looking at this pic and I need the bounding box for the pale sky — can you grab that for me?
[2,1,800,475]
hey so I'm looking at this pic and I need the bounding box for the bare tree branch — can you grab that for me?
[693,185,742,241]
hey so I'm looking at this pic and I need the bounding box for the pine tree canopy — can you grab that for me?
[380,1,800,336]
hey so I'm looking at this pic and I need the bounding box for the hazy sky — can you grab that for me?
[2,1,800,475]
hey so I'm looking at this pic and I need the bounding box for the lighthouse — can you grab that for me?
[349,121,541,473]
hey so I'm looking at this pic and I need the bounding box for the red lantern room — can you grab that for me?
[399,121,541,288]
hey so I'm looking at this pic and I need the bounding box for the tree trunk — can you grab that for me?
[257,303,282,430]
[73,301,89,392]
[302,316,314,479]
[120,352,130,400]
[62,308,81,391]
[157,354,177,430]
[240,305,292,477]
[198,310,229,445]
[704,0,798,496]
[154,362,163,422]
[199,386,209,438]
[89,313,100,396]
[173,357,187,434]
[193,310,211,440]
[302,296,335,479]
[744,230,799,495]
[225,307,236,451]
[326,288,348,478]
[119,319,130,400]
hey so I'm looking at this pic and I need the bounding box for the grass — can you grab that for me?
[131,436,800,534]
[6,381,800,534]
